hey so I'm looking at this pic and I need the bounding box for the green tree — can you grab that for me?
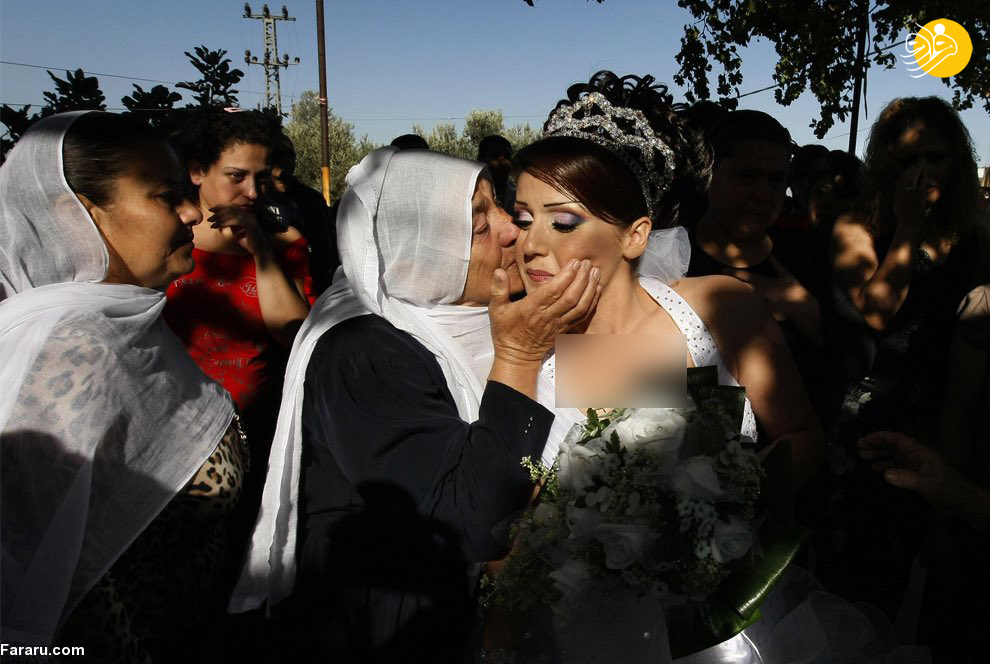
[177,46,244,108]
[521,1,987,139]
[2,68,106,159]
[413,110,539,159]
[673,1,989,138]
[42,68,107,113]
[284,90,379,200]
[1,104,34,158]
[504,122,540,154]
[414,121,470,158]
[121,84,182,130]
[463,109,506,151]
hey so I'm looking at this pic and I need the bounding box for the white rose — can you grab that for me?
[670,457,723,501]
[593,523,656,570]
[558,442,601,493]
[601,408,688,457]
[549,557,592,607]
[710,518,754,563]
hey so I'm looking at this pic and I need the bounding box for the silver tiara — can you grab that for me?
[543,92,676,221]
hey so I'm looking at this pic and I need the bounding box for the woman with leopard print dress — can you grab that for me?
[0,112,247,662]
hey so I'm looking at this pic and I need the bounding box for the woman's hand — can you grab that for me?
[207,204,270,256]
[858,431,990,529]
[489,259,601,364]
[208,206,309,345]
[891,163,928,236]
[487,259,601,398]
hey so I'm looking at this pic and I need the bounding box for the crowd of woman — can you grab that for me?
[0,69,986,663]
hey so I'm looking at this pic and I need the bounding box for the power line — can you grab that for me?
[0,37,914,133]
[0,102,209,113]
[0,101,545,123]
[4,36,907,112]
[0,59,299,101]
[1,60,174,85]
[733,40,903,100]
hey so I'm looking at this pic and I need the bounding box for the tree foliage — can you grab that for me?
[2,46,249,159]
[284,90,379,200]
[42,69,107,114]
[177,46,244,108]
[1,105,35,156]
[673,0,989,138]
[413,109,539,159]
[121,84,182,130]
[521,1,987,139]
[2,69,107,157]
[504,123,541,154]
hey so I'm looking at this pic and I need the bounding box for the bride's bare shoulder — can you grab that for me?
[666,275,753,317]
[635,275,749,335]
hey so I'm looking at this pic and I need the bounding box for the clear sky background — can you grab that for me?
[1,0,987,164]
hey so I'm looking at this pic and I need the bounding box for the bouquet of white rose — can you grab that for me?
[491,367,804,659]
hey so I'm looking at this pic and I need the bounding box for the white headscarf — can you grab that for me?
[230,147,501,612]
[0,112,233,645]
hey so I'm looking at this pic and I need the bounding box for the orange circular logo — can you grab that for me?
[902,19,973,78]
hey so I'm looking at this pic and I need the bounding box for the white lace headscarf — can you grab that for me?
[0,112,233,645]
[231,147,502,612]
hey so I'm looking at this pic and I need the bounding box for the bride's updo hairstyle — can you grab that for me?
[514,71,711,230]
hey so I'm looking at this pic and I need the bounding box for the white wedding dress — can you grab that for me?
[530,276,929,664]
[537,275,757,469]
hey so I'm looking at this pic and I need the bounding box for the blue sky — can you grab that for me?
[1,0,987,163]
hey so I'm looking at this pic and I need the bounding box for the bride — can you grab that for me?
[492,72,926,664]
[514,72,824,488]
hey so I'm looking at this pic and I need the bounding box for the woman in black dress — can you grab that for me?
[231,146,601,662]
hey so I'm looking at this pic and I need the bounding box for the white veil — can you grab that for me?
[0,112,233,645]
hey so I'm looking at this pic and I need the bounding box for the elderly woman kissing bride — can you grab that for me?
[232,146,601,662]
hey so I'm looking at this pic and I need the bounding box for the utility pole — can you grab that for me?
[316,0,331,205]
[848,0,868,156]
[243,3,300,116]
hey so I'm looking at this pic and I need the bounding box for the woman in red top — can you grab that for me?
[165,111,311,561]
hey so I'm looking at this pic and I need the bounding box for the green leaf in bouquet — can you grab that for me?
[686,365,720,389]
[689,376,747,439]
[606,430,621,454]
[668,604,764,658]
[683,412,729,457]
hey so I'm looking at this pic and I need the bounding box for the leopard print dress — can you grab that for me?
[56,417,249,663]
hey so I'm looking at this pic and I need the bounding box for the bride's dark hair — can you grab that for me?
[513,71,711,230]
